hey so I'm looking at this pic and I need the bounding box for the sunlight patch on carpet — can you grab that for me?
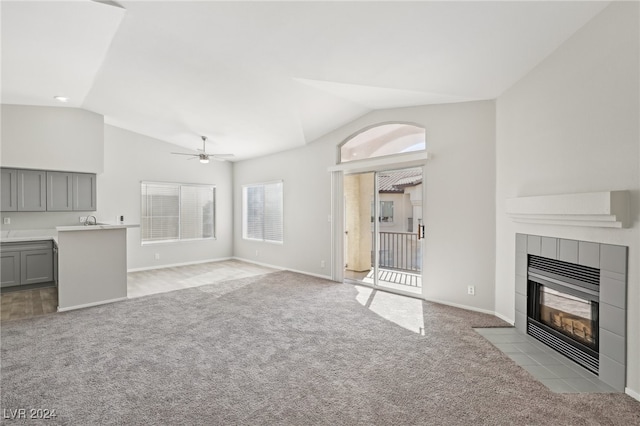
[354,285,425,335]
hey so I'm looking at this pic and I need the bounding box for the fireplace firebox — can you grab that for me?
[527,255,600,373]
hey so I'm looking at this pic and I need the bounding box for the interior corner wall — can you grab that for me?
[495,2,640,393]
[100,125,233,270]
[233,100,496,312]
[1,105,104,173]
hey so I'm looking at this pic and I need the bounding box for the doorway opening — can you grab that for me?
[343,167,423,296]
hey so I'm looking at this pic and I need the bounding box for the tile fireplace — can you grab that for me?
[515,234,627,391]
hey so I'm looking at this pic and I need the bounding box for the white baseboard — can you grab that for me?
[232,257,332,281]
[57,297,128,312]
[626,387,640,402]
[422,296,498,318]
[127,257,232,272]
[285,268,332,281]
[494,312,515,326]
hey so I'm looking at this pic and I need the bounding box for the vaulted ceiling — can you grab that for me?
[1,1,609,160]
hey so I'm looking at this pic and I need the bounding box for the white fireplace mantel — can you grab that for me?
[506,191,629,228]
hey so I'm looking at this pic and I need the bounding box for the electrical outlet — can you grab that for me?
[320,260,325,268]
[154,253,160,260]
[3,217,10,225]
[467,285,475,296]
[79,216,87,223]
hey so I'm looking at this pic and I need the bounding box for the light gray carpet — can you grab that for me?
[2,271,639,425]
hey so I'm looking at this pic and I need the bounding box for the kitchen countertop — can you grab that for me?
[1,229,59,244]
[56,223,140,232]
[1,223,139,243]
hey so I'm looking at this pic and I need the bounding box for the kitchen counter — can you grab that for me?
[2,223,139,312]
[1,229,58,244]
[57,223,139,232]
[1,223,139,242]
[56,225,138,311]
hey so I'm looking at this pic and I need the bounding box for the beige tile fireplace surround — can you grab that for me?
[515,233,628,391]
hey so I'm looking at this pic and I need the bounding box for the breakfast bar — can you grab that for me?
[56,223,138,311]
[1,223,138,312]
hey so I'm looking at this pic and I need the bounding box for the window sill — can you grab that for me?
[242,238,283,245]
[141,237,217,246]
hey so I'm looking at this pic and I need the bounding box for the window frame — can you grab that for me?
[371,200,395,224]
[242,180,284,244]
[140,181,216,245]
[337,121,426,165]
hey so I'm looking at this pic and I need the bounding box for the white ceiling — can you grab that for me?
[1,1,609,160]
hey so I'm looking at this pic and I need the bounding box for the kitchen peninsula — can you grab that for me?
[56,223,138,311]
[1,223,138,312]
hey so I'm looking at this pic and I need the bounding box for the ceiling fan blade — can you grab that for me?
[212,154,234,162]
[171,136,235,163]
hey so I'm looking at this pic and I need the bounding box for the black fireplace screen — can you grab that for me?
[526,255,600,373]
[538,286,597,349]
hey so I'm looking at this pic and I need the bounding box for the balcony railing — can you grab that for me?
[374,231,422,272]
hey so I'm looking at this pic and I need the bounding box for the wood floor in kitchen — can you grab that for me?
[0,287,58,321]
[1,260,276,322]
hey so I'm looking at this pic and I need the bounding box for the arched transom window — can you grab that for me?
[339,123,425,163]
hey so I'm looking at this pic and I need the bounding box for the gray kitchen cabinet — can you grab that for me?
[1,169,18,211]
[1,251,20,287]
[0,241,54,288]
[17,169,47,211]
[73,173,97,211]
[47,171,73,211]
[21,248,53,285]
[1,168,97,212]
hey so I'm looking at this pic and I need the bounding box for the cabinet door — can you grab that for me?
[1,169,18,211]
[73,173,96,211]
[47,171,73,211]
[17,170,47,211]
[1,251,20,287]
[20,249,53,285]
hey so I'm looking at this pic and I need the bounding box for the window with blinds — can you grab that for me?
[242,181,283,243]
[141,182,215,244]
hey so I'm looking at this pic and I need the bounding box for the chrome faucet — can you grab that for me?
[84,215,97,226]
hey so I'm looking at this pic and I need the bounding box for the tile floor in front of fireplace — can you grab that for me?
[475,327,617,393]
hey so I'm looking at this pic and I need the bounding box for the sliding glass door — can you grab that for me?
[343,168,423,296]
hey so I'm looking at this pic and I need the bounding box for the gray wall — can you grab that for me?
[495,2,639,394]
[100,125,233,270]
[0,106,233,270]
[234,100,497,312]
[1,105,104,228]
[1,105,104,173]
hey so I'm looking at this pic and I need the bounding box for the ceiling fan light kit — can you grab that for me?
[171,135,234,164]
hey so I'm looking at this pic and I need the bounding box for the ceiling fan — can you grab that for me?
[171,136,234,163]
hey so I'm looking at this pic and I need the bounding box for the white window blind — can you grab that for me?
[141,183,180,243]
[180,185,215,240]
[242,181,283,243]
[141,182,215,244]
